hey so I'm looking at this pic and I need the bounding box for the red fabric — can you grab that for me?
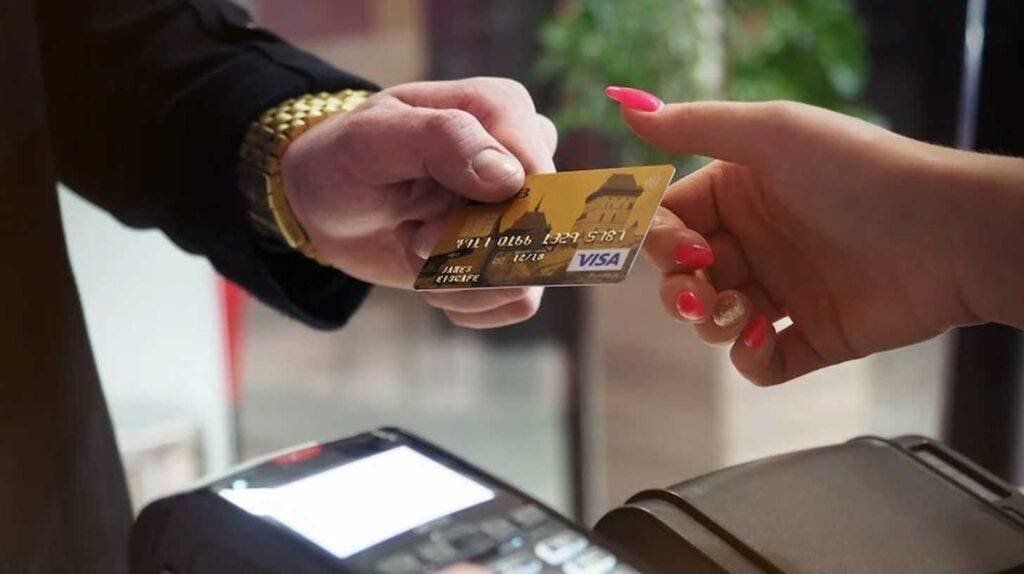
[219,278,248,406]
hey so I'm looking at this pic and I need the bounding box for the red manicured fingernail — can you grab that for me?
[675,291,704,321]
[604,86,663,112]
[673,244,714,270]
[742,316,769,348]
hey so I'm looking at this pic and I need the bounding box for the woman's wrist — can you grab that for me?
[935,148,1024,328]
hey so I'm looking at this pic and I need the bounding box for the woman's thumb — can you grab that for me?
[606,87,782,167]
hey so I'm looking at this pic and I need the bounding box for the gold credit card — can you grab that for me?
[414,165,675,290]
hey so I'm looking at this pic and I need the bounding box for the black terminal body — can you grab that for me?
[131,428,640,574]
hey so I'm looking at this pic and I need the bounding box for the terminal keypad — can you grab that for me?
[374,503,637,574]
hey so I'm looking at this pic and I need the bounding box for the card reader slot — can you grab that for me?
[894,435,1024,531]
[910,445,1009,502]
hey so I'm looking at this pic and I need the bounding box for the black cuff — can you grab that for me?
[160,2,380,329]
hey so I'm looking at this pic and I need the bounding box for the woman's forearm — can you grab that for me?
[940,149,1024,328]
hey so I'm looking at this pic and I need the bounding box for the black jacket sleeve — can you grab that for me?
[36,0,377,329]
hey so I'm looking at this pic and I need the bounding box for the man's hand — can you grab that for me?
[281,78,557,328]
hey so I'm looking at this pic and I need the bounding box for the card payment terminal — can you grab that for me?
[134,430,1024,573]
[131,428,636,573]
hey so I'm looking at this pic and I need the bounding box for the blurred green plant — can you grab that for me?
[535,0,716,167]
[727,0,878,119]
[536,0,878,169]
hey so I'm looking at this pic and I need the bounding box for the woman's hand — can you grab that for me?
[606,87,1024,385]
[282,78,557,328]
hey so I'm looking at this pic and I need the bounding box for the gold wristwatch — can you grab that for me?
[238,89,372,263]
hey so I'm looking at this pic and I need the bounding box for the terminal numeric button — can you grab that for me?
[416,540,460,565]
[509,504,548,529]
[498,536,525,555]
[453,532,497,559]
[479,517,518,541]
[534,530,588,565]
[375,553,422,574]
[442,525,497,559]
[563,547,617,574]
[489,553,544,574]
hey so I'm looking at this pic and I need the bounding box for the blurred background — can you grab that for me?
[61,0,1023,523]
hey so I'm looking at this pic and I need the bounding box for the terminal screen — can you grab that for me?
[218,445,495,558]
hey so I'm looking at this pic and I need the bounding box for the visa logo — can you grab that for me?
[566,248,631,272]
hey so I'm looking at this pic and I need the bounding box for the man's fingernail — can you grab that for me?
[604,86,663,112]
[713,292,746,327]
[412,223,440,259]
[742,315,769,348]
[673,244,714,270]
[413,233,434,259]
[675,291,704,321]
[472,149,521,182]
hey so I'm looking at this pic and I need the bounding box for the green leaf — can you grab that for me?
[534,0,881,172]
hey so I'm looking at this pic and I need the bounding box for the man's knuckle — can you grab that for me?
[500,80,535,113]
[425,109,478,143]
[420,293,447,309]
[467,77,534,114]
[498,77,530,97]
[537,114,558,144]
[502,288,530,302]
[340,106,387,141]
[443,309,467,325]
[509,294,541,319]
[361,91,391,109]
[331,123,368,170]
[448,312,484,329]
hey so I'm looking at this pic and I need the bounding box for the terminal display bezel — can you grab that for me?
[204,427,634,572]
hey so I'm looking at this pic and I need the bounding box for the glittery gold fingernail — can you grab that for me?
[713,292,746,327]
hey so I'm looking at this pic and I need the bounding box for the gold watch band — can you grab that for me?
[238,89,373,263]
